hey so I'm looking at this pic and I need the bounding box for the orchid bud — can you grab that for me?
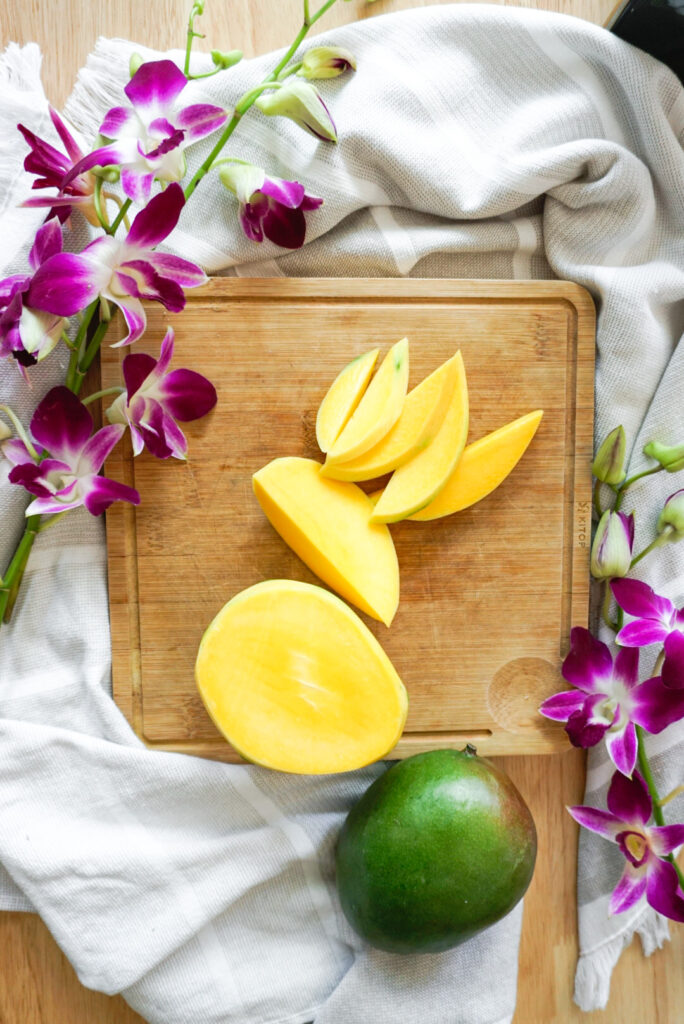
[211,49,243,70]
[657,489,684,542]
[643,440,684,473]
[217,160,264,203]
[255,81,337,142]
[592,426,626,485]
[297,46,356,80]
[590,510,634,579]
[0,419,11,441]
[129,52,145,77]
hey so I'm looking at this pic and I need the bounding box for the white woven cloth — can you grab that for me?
[1,6,683,1021]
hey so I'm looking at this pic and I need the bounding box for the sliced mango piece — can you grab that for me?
[409,410,544,521]
[371,352,469,524]
[321,354,458,483]
[196,580,408,774]
[316,347,380,453]
[253,456,399,626]
[326,338,409,464]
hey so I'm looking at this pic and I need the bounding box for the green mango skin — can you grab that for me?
[335,748,537,954]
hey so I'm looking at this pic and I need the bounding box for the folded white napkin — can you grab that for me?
[1,6,683,1020]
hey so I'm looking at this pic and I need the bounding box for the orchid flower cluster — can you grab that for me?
[540,426,684,921]
[0,0,356,625]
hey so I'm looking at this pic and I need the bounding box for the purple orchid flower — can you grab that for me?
[27,183,206,346]
[218,161,323,249]
[569,771,684,920]
[106,327,217,459]
[612,578,684,690]
[3,387,139,516]
[0,220,66,374]
[539,627,684,776]
[18,106,100,225]
[61,60,227,204]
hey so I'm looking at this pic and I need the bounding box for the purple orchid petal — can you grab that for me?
[125,182,185,249]
[155,327,174,376]
[614,646,640,689]
[100,105,140,138]
[175,103,227,141]
[28,252,108,316]
[632,674,684,732]
[8,459,67,497]
[124,60,187,117]
[562,627,613,693]
[116,261,185,312]
[143,121,185,159]
[262,201,307,249]
[567,804,622,840]
[609,864,647,915]
[25,489,84,516]
[145,252,207,287]
[22,194,94,215]
[565,692,612,748]
[0,274,29,304]
[59,142,139,190]
[240,203,264,242]
[160,410,189,459]
[260,176,306,210]
[123,351,157,397]
[301,193,323,211]
[612,578,674,622]
[645,856,684,922]
[158,368,217,421]
[129,424,145,457]
[663,631,684,689]
[605,720,638,777]
[30,386,92,462]
[539,688,587,722]
[28,219,63,271]
[49,106,82,162]
[134,400,174,459]
[120,169,155,204]
[607,770,651,824]
[18,123,70,180]
[616,620,670,648]
[78,424,125,474]
[109,295,146,347]
[82,474,141,516]
[1,438,38,466]
[650,824,684,858]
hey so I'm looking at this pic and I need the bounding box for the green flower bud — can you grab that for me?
[592,426,626,485]
[297,46,356,80]
[657,489,684,541]
[129,52,145,77]
[643,440,684,473]
[255,81,337,142]
[211,49,243,70]
[590,510,634,579]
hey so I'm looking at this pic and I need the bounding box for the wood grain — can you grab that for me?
[1,2,676,1024]
[101,278,595,760]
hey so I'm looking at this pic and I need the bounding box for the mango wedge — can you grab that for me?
[326,338,409,464]
[253,456,399,626]
[409,410,544,521]
[195,580,408,774]
[371,351,469,524]
[316,347,380,453]
[321,354,458,483]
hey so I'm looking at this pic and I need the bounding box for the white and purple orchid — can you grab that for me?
[3,386,139,516]
[27,183,206,346]
[569,770,684,920]
[106,328,216,459]
[612,578,684,691]
[0,220,66,374]
[18,106,99,225]
[62,60,227,204]
[218,161,322,248]
[539,627,684,776]
[590,510,634,580]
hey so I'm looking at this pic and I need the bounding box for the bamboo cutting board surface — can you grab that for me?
[102,278,595,760]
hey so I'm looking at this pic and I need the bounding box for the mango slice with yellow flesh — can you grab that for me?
[409,410,544,521]
[321,354,459,483]
[316,347,380,453]
[253,456,399,626]
[371,352,469,524]
[326,338,409,464]
[195,580,408,774]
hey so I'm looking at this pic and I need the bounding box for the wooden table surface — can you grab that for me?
[1,2,681,1023]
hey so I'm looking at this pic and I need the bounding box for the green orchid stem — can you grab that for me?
[614,465,663,511]
[74,318,111,390]
[93,177,109,231]
[659,784,684,808]
[184,3,204,77]
[0,515,40,623]
[593,479,604,519]
[636,726,684,891]
[600,580,618,633]
[630,535,666,569]
[81,385,124,407]
[184,0,340,201]
[0,406,39,460]
[109,198,132,236]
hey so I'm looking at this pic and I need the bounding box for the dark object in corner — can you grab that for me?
[606,0,684,83]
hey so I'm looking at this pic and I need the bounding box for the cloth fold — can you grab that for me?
[1,5,683,1021]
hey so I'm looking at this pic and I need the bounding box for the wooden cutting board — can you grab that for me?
[102,278,595,760]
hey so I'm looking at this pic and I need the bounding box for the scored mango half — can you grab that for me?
[316,347,380,453]
[195,580,408,774]
[253,456,399,625]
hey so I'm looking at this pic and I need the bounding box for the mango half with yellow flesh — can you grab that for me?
[371,351,469,524]
[326,338,409,464]
[253,457,399,626]
[196,580,408,774]
[316,347,380,453]
[321,353,458,483]
[410,410,543,520]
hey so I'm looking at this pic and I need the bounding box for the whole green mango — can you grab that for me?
[335,747,536,953]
